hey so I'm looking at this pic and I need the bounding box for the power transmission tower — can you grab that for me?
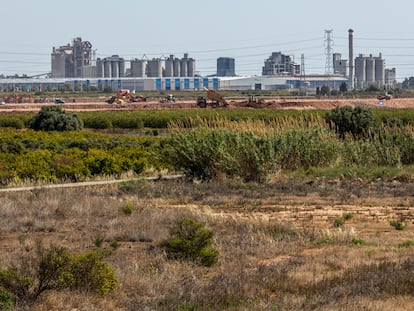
[324,29,334,74]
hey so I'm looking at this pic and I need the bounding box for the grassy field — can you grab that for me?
[0,178,413,310]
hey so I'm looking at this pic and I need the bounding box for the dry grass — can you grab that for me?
[0,178,413,310]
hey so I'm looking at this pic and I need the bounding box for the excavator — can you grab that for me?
[196,87,228,108]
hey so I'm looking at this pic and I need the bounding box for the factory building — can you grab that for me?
[385,68,397,87]
[96,55,125,78]
[217,57,236,77]
[262,52,300,76]
[51,37,94,78]
[333,53,348,76]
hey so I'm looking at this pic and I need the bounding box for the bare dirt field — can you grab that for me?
[0,97,413,113]
[0,179,413,310]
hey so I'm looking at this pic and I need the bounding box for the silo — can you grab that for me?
[355,55,366,88]
[104,60,112,78]
[173,58,181,77]
[112,61,119,78]
[96,58,104,78]
[187,58,195,77]
[365,56,375,82]
[375,55,385,86]
[180,59,188,77]
[131,59,147,77]
[147,59,162,77]
[165,55,174,77]
[119,59,125,77]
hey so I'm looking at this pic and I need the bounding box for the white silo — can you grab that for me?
[112,61,119,78]
[104,60,112,78]
[131,59,147,77]
[165,55,174,77]
[173,58,181,77]
[147,59,163,77]
[355,55,366,88]
[187,58,195,77]
[96,58,104,78]
[375,54,385,86]
[180,59,188,77]
[119,59,125,77]
[365,55,375,82]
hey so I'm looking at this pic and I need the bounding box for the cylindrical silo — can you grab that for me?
[173,58,181,77]
[131,59,147,77]
[147,59,162,77]
[165,55,174,77]
[180,59,188,77]
[96,58,104,78]
[187,58,195,77]
[104,60,112,78]
[119,60,125,77]
[375,57,385,86]
[355,55,366,88]
[365,56,375,82]
[112,61,119,78]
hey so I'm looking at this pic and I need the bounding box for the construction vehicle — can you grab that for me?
[106,90,146,104]
[246,95,268,108]
[196,87,228,108]
[160,94,176,103]
[377,93,393,101]
[2,93,32,104]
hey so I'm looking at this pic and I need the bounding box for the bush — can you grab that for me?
[0,244,118,307]
[121,202,135,215]
[161,218,219,267]
[390,220,406,230]
[325,106,376,139]
[0,290,12,311]
[29,106,82,131]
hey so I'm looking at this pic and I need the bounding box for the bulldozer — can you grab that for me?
[196,87,228,108]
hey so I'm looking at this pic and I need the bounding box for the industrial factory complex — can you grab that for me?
[0,30,397,93]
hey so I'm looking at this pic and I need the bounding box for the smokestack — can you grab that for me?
[348,29,354,89]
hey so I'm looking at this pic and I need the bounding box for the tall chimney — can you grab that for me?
[348,29,354,89]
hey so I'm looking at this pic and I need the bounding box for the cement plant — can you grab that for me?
[0,29,398,93]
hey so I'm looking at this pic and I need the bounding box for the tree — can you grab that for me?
[339,82,348,93]
[29,106,82,131]
[320,85,330,96]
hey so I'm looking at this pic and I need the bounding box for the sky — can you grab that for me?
[1,0,414,81]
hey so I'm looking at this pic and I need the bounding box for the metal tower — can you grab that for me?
[324,30,334,74]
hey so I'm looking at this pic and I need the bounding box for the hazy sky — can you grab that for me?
[2,0,414,81]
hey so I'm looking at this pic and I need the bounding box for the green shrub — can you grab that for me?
[390,220,406,230]
[325,106,376,139]
[0,244,118,307]
[0,290,12,311]
[28,106,82,131]
[121,203,135,215]
[93,236,105,248]
[69,251,118,295]
[161,218,219,267]
[166,129,226,180]
[333,217,345,228]
[221,131,277,182]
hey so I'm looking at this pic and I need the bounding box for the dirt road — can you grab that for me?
[0,97,413,113]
